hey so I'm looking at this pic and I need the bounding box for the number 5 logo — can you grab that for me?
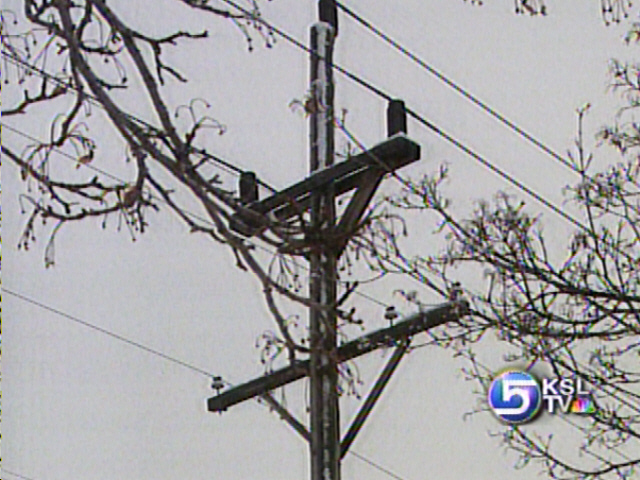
[493,378,537,415]
[488,370,542,424]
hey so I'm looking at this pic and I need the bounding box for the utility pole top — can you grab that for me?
[319,0,338,35]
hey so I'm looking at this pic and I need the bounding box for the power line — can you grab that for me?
[334,115,588,249]
[212,0,396,101]
[0,50,150,128]
[0,123,395,311]
[334,0,579,176]
[338,114,583,236]
[8,282,637,478]
[349,450,409,480]
[5,163,636,479]
[6,1,636,261]
[1,469,39,480]
[6,9,637,479]
[2,18,450,479]
[405,107,589,232]
[1,120,255,215]
[5,100,631,316]
[3,453,411,480]
[2,122,125,183]
[3,288,219,378]
[325,6,640,264]
[4,286,426,480]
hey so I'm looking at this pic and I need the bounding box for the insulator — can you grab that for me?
[239,171,258,204]
[387,99,407,137]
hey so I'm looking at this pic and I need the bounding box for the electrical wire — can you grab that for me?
[6,0,639,397]
[3,115,443,478]
[5,134,637,476]
[349,450,410,480]
[334,0,579,176]
[3,288,219,378]
[337,76,589,235]
[2,445,409,480]
[1,469,39,480]
[4,287,411,480]
[7,285,638,479]
[1,15,434,479]
[5,25,636,313]
[2,19,568,236]
[405,106,589,232]
[2,122,125,182]
[337,114,584,236]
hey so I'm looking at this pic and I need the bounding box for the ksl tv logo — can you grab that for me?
[488,369,596,424]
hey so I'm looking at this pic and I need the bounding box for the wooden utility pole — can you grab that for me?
[309,2,339,478]
[209,2,469,479]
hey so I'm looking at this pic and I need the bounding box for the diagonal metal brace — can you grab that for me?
[340,339,409,458]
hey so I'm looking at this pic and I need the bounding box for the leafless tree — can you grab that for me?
[354,30,640,480]
[4,5,639,474]
[464,0,635,25]
[1,0,369,372]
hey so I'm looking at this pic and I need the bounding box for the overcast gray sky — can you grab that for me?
[3,1,637,479]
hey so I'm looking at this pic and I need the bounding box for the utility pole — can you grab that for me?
[309,2,338,478]
[209,2,469,479]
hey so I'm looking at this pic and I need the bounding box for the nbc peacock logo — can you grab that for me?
[568,396,597,414]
